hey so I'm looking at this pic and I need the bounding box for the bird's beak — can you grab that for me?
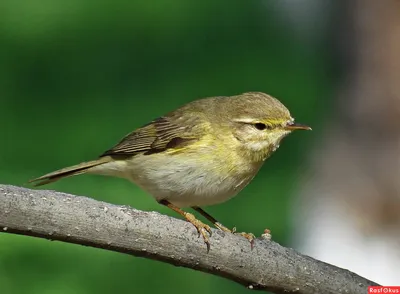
[285,121,312,131]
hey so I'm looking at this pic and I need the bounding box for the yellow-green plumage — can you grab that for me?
[30,92,310,208]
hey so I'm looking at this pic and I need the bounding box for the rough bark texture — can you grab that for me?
[0,184,378,293]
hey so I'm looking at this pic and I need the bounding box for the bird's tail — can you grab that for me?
[29,156,112,186]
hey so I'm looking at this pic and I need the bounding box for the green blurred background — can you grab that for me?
[0,1,332,293]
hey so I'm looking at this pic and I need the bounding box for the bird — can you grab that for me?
[30,92,311,251]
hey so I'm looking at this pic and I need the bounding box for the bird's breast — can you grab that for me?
[118,151,263,208]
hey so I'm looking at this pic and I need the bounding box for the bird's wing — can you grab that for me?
[100,116,200,157]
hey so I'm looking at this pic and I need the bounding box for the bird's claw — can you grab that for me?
[215,222,255,249]
[235,232,256,250]
[185,213,212,252]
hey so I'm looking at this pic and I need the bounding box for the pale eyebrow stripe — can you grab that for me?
[233,118,295,127]
[233,118,285,124]
[232,118,256,123]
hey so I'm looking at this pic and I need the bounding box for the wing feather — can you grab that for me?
[100,116,199,157]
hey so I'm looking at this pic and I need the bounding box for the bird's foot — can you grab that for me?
[234,231,255,249]
[185,213,212,252]
[214,222,255,249]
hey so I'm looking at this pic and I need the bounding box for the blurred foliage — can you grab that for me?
[0,1,332,293]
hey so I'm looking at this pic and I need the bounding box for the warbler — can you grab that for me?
[30,92,311,251]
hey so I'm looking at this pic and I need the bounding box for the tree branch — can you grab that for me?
[0,184,378,293]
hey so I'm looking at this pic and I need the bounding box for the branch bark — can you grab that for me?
[0,184,378,293]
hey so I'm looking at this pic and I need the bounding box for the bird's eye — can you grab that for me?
[254,123,267,130]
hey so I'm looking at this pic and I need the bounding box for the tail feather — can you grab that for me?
[29,157,112,187]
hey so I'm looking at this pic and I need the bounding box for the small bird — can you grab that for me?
[30,92,311,251]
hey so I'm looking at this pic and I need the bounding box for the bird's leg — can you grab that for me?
[192,206,255,249]
[192,206,231,232]
[159,200,212,252]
